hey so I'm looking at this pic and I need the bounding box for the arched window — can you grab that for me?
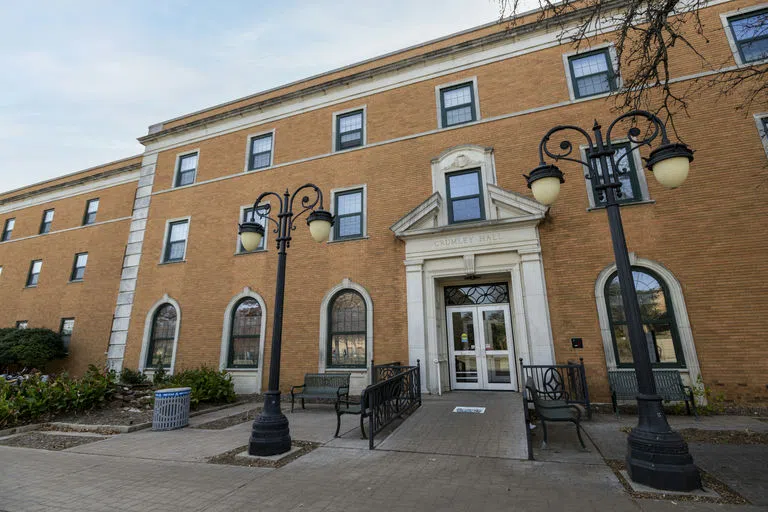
[327,290,366,368]
[146,304,177,369]
[228,298,262,368]
[605,268,685,368]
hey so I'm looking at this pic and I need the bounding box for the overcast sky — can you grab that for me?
[0,1,510,193]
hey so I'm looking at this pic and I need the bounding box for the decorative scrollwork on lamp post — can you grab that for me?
[239,184,333,456]
[524,110,699,492]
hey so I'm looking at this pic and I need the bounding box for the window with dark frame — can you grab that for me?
[16,321,28,329]
[440,82,476,127]
[587,142,643,206]
[175,153,198,187]
[146,304,177,369]
[1,218,14,241]
[728,8,768,63]
[164,220,189,262]
[248,134,273,170]
[239,207,267,252]
[327,290,367,368]
[83,198,99,225]
[568,48,618,99]
[60,318,75,352]
[26,260,42,287]
[335,110,364,150]
[605,268,685,368]
[228,298,261,368]
[333,189,364,240]
[446,169,485,224]
[70,253,88,281]
[39,209,54,234]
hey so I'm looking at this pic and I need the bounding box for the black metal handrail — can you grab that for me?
[370,359,404,384]
[366,360,421,450]
[519,358,591,419]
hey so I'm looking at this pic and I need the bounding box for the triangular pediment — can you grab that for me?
[487,184,548,220]
[390,192,441,235]
[391,185,548,238]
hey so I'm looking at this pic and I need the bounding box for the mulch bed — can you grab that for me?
[619,426,768,445]
[207,440,319,468]
[192,409,261,430]
[0,432,107,451]
[53,404,154,427]
[605,459,748,505]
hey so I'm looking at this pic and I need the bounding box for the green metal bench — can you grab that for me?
[607,369,697,418]
[290,373,350,413]
[335,387,370,438]
[525,377,585,449]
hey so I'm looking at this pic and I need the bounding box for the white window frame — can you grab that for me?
[160,216,191,264]
[721,3,768,67]
[755,113,768,159]
[173,149,200,188]
[579,139,652,209]
[236,205,269,254]
[332,105,367,152]
[595,256,703,396]
[430,144,497,226]
[318,279,374,382]
[562,43,621,102]
[435,77,481,129]
[243,129,276,172]
[138,294,182,374]
[329,184,367,242]
[219,288,268,394]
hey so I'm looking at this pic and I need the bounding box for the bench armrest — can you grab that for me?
[337,385,350,398]
[290,384,306,394]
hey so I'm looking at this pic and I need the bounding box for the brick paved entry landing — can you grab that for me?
[377,391,527,459]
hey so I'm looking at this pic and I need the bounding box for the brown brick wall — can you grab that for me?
[0,179,139,376]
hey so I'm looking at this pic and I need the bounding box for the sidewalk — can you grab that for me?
[0,395,766,511]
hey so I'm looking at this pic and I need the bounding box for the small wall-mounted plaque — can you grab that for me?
[571,337,583,349]
[453,406,486,414]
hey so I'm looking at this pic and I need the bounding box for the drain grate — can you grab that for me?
[452,407,486,414]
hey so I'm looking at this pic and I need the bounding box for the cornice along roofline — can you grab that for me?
[138,0,629,145]
[0,162,141,206]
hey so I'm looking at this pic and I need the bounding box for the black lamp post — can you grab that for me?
[524,110,700,491]
[239,184,334,456]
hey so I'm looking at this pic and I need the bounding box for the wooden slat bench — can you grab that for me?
[290,373,350,413]
[607,369,697,417]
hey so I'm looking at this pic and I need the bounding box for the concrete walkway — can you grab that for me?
[1,396,766,511]
[377,391,528,458]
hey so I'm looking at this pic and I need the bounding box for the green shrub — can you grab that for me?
[0,328,66,371]
[0,365,115,429]
[152,365,168,386]
[120,368,148,386]
[160,367,236,408]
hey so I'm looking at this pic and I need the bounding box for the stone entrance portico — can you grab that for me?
[391,144,557,395]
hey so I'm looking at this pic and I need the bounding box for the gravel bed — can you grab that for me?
[619,427,768,445]
[605,459,748,505]
[207,440,319,468]
[192,409,261,430]
[0,432,107,451]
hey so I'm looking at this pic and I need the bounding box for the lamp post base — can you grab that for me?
[248,391,291,456]
[625,394,700,491]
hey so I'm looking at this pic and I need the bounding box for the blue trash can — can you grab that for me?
[153,387,191,431]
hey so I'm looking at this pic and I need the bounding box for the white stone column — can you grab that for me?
[405,261,428,393]
[510,264,531,372]
[520,250,555,366]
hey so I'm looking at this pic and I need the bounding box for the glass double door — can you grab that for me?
[447,305,516,390]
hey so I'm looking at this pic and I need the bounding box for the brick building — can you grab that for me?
[1,0,766,404]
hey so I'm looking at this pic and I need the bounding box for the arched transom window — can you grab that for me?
[327,290,366,368]
[146,304,177,369]
[605,268,685,367]
[228,298,262,368]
